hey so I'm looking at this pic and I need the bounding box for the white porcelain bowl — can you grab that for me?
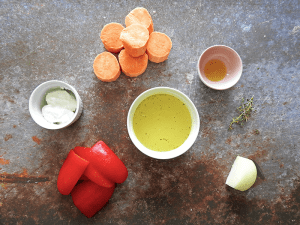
[197,45,243,90]
[29,80,83,129]
[127,87,200,159]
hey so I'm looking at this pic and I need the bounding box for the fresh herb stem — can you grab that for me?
[229,96,254,130]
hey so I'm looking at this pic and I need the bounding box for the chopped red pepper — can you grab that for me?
[57,150,89,195]
[71,180,115,218]
[73,146,114,187]
[83,163,115,187]
[79,174,89,181]
[74,141,128,184]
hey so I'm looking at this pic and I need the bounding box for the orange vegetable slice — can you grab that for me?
[146,32,172,63]
[93,52,121,82]
[119,49,148,77]
[120,24,149,58]
[125,7,154,34]
[100,22,124,53]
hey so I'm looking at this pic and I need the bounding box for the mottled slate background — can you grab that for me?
[0,0,299,224]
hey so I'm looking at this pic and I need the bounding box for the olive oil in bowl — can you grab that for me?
[133,94,192,152]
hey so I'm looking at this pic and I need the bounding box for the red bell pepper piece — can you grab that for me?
[57,150,89,195]
[79,174,89,181]
[74,146,115,187]
[71,180,115,218]
[74,141,128,184]
[83,163,115,187]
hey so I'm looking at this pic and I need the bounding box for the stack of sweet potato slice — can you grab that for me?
[93,7,172,82]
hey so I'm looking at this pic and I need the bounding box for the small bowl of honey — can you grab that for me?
[197,45,243,90]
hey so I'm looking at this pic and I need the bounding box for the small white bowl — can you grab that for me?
[197,45,243,90]
[127,87,200,159]
[29,80,83,129]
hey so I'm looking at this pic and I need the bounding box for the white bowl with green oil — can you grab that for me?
[127,87,200,159]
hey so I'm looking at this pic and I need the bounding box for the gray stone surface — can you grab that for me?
[0,0,299,224]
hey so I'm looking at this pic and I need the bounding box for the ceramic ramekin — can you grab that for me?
[197,45,243,90]
[29,80,83,129]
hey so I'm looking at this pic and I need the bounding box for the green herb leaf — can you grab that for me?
[229,96,254,130]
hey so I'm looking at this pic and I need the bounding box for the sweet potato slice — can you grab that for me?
[146,32,172,63]
[120,24,149,57]
[125,7,154,34]
[100,22,124,53]
[93,52,121,82]
[119,49,148,77]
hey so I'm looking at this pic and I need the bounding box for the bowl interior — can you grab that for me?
[29,80,81,129]
[127,87,200,159]
[198,45,242,90]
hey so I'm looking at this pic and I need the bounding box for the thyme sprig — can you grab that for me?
[229,96,254,130]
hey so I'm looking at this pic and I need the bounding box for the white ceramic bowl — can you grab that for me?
[29,80,83,129]
[127,87,200,159]
[197,45,243,90]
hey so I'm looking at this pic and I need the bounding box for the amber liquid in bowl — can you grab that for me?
[204,59,227,81]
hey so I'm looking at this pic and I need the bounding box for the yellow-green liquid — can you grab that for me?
[133,94,192,152]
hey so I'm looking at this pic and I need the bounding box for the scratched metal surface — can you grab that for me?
[0,0,299,224]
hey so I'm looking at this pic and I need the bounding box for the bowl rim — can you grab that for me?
[197,45,243,90]
[29,80,82,130]
[127,86,200,159]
